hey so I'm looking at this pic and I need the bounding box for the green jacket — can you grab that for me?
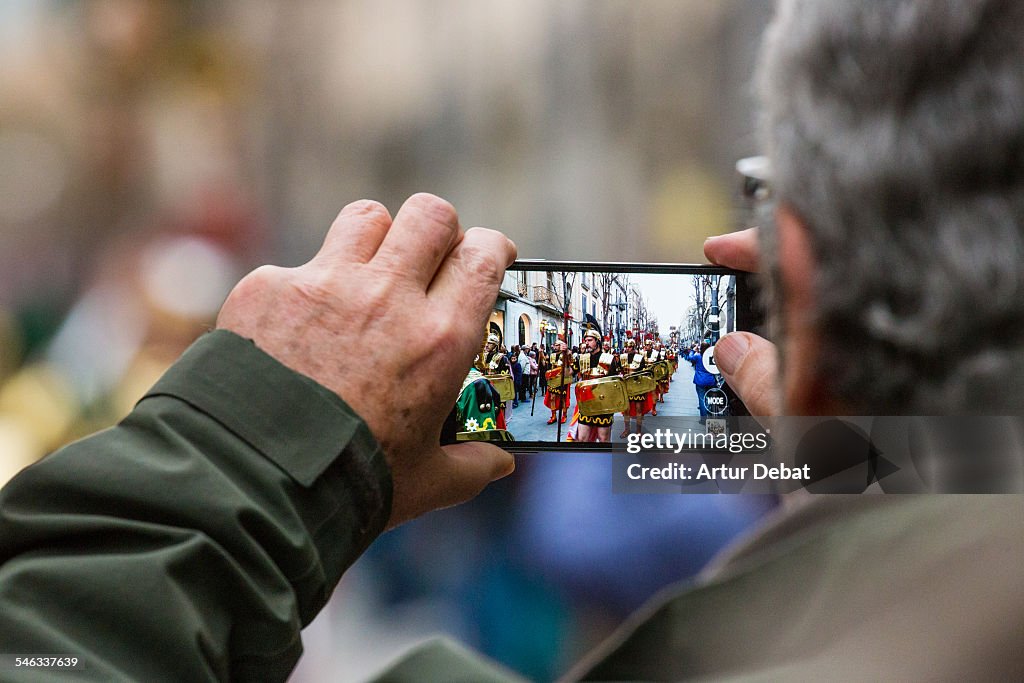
[3,331,1023,681]
[0,331,390,681]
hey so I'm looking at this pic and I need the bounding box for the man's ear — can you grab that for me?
[775,205,838,415]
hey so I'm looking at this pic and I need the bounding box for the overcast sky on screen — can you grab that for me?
[625,273,699,333]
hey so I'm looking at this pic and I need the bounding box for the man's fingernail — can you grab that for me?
[714,334,749,374]
[495,455,516,479]
[704,235,722,264]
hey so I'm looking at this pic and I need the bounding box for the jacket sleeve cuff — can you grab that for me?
[144,330,386,488]
[141,328,392,612]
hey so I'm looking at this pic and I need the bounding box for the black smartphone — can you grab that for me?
[441,261,765,452]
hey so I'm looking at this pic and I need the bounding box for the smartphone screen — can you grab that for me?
[441,261,764,452]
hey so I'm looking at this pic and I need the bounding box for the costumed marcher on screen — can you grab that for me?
[666,344,679,374]
[475,333,511,426]
[654,339,671,401]
[573,327,622,442]
[619,337,654,437]
[543,336,572,424]
[643,337,661,415]
[454,369,503,433]
[566,341,583,441]
[474,333,511,375]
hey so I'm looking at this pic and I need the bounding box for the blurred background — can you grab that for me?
[0,1,777,680]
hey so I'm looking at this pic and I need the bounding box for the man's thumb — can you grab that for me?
[713,332,780,417]
[438,442,516,501]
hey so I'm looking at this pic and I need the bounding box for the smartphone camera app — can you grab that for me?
[440,261,763,452]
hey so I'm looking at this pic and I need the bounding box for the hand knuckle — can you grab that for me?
[432,308,462,344]
[408,193,459,230]
[468,227,516,264]
[461,244,502,282]
[356,270,396,310]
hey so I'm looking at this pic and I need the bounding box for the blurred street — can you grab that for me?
[0,3,777,681]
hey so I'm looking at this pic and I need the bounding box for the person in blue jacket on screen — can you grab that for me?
[686,341,717,421]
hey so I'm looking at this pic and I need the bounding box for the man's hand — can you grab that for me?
[704,228,780,417]
[216,193,517,527]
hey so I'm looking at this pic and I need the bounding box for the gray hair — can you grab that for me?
[757,0,1024,413]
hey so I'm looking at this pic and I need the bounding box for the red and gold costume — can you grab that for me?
[573,343,622,428]
[620,342,654,418]
[643,340,662,412]
[543,341,573,424]
[655,342,671,399]
[667,346,679,373]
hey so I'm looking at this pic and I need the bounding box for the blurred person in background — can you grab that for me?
[0,222,244,486]
[0,0,264,486]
